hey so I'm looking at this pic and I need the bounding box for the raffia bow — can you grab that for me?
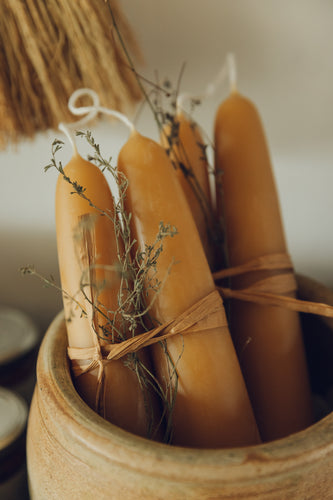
[67,289,227,414]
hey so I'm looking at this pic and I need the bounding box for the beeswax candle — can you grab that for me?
[118,131,260,448]
[56,153,158,438]
[161,112,214,266]
[214,91,313,441]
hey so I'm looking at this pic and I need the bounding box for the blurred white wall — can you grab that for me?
[0,0,332,331]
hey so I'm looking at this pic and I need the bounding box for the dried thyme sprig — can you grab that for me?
[106,0,164,132]
[20,264,87,321]
[75,130,178,332]
[106,2,226,270]
[44,134,180,442]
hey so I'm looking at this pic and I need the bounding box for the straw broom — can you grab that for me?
[0,0,143,148]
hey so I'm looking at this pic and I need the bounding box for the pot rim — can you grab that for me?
[33,274,333,484]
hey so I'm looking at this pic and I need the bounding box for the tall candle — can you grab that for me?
[214,91,313,441]
[161,111,214,267]
[55,152,159,438]
[117,131,260,448]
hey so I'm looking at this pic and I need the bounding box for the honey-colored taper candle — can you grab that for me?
[55,152,159,438]
[214,91,313,441]
[161,111,214,267]
[117,131,260,448]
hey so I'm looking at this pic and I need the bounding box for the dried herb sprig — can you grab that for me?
[103,0,225,269]
[106,1,227,271]
[44,133,180,442]
[20,264,88,322]
[75,130,178,332]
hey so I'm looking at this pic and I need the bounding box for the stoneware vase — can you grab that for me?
[27,275,333,499]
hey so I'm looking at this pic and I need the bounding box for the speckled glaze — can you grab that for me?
[27,275,333,499]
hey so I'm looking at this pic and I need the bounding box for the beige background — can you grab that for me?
[0,0,332,330]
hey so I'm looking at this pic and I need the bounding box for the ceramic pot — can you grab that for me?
[27,275,333,499]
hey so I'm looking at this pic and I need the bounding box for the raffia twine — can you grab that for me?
[70,253,333,375]
[68,289,226,413]
[0,0,142,148]
[67,252,333,414]
[214,252,333,317]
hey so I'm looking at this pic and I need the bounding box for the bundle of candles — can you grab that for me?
[52,58,320,449]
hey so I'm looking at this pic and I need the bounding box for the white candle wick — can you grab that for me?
[67,88,100,120]
[69,88,135,132]
[176,52,238,113]
[59,88,135,154]
[176,92,192,114]
[227,53,238,93]
[58,122,77,154]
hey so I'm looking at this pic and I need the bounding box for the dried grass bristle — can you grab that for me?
[0,0,143,148]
